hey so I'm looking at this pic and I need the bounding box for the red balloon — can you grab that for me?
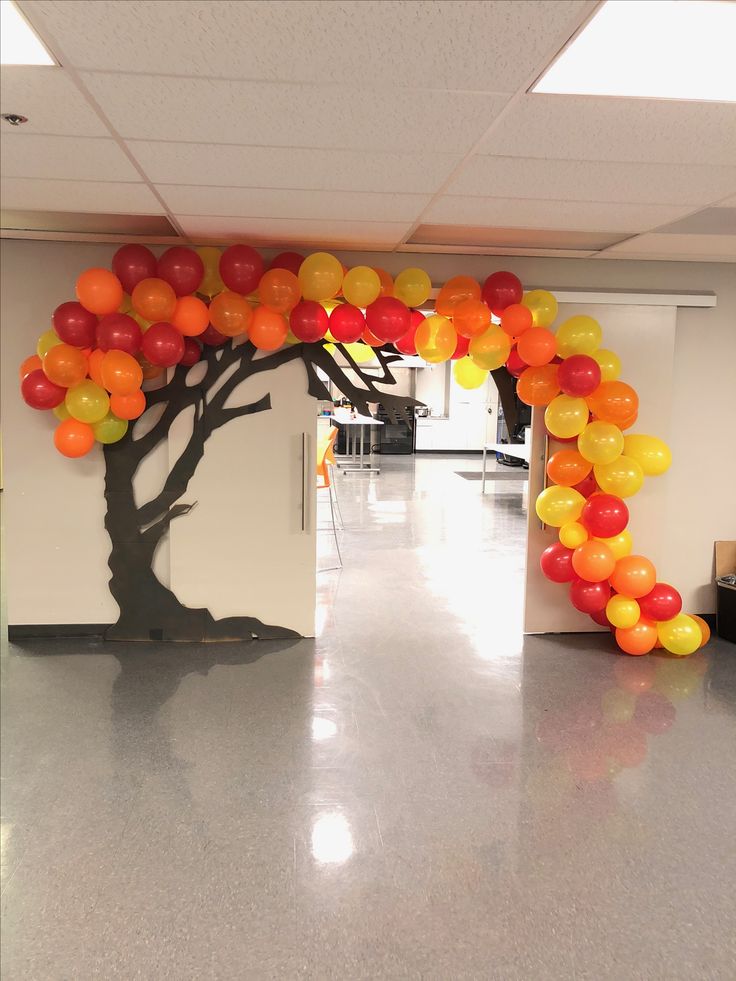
[394,310,424,356]
[590,608,613,627]
[290,301,328,343]
[573,472,599,498]
[505,347,528,378]
[365,297,411,343]
[329,304,365,344]
[634,692,676,734]
[269,251,304,277]
[481,271,522,315]
[96,313,143,355]
[570,577,611,614]
[200,324,228,346]
[540,542,575,583]
[52,301,98,348]
[180,337,202,366]
[557,354,601,397]
[141,321,186,367]
[451,334,470,360]
[580,493,629,538]
[638,582,682,622]
[112,244,157,295]
[21,368,66,409]
[220,245,264,294]
[156,246,204,297]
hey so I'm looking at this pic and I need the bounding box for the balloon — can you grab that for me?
[196,246,225,297]
[42,343,87,387]
[453,356,488,390]
[416,314,457,364]
[617,409,639,431]
[171,296,209,337]
[557,354,601,397]
[219,244,264,294]
[535,485,585,527]
[559,522,588,549]
[100,351,143,397]
[594,529,633,561]
[394,310,423,355]
[110,389,146,420]
[544,395,589,439]
[580,493,629,537]
[481,271,522,314]
[657,614,701,656]
[594,456,644,498]
[607,595,641,629]
[156,246,203,296]
[54,418,95,458]
[249,306,287,350]
[53,301,98,348]
[500,303,533,337]
[601,688,637,724]
[53,402,70,421]
[200,323,229,346]
[634,691,676,734]
[521,289,557,328]
[687,615,710,648]
[590,608,613,628]
[364,297,411,344]
[587,380,638,426]
[298,252,342,302]
[572,540,616,582]
[435,276,480,317]
[610,555,656,599]
[92,411,128,445]
[393,267,431,308]
[327,304,363,344]
[592,348,621,381]
[208,291,253,337]
[112,244,157,295]
[516,364,559,406]
[88,349,105,387]
[622,434,672,476]
[341,342,375,365]
[453,298,491,338]
[338,265,378,308]
[451,334,470,360]
[269,251,304,277]
[556,315,602,357]
[37,329,62,360]
[468,326,511,371]
[141,322,185,367]
[138,357,164,381]
[19,354,42,380]
[370,267,392,298]
[132,277,177,323]
[540,542,575,583]
[65,380,110,423]
[638,583,682,622]
[616,617,657,656]
[180,337,202,366]
[578,420,624,465]
[570,577,611,614]
[572,472,598,498]
[505,347,528,379]
[96,313,142,355]
[21,369,66,410]
[547,449,592,487]
[76,267,123,316]
[290,300,329,343]
[258,268,301,314]
[516,327,556,366]
[362,324,385,347]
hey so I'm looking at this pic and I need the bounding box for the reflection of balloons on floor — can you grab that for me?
[633,691,676,734]
[601,688,636,724]
[613,657,656,693]
[601,723,647,769]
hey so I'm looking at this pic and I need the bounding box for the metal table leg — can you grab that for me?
[481,445,488,494]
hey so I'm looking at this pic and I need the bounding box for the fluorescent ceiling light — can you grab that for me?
[533,0,736,102]
[1,0,55,65]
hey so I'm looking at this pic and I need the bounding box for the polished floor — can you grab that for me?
[2,455,735,980]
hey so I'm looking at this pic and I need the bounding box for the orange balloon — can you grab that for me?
[617,409,638,431]
[208,291,252,337]
[373,268,394,298]
[362,325,385,347]
[516,327,556,366]
[547,449,592,487]
[453,298,491,338]
[435,276,480,317]
[688,614,711,648]
[616,617,657,656]
[249,306,287,350]
[587,381,639,426]
[139,357,164,381]
[131,277,177,323]
[171,295,209,336]
[572,540,616,582]
[500,303,533,338]
[516,364,560,406]
[101,350,143,396]
[110,389,147,420]
[43,344,88,387]
[19,354,42,380]
[76,267,123,316]
[610,555,657,599]
[258,268,301,314]
[54,418,95,458]
[87,349,106,387]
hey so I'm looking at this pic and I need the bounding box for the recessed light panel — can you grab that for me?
[1,0,55,66]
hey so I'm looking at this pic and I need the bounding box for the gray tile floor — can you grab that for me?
[2,455,735,980]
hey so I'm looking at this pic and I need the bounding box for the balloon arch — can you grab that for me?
[19,245,708,656]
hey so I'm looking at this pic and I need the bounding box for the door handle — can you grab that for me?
[301,431,309,533]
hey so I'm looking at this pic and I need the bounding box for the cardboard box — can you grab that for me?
[714,541,736,644]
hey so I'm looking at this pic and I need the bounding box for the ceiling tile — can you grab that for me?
[478,94,736,166]
[127,142,461,194]
[0,66,108,137]
[447,155,736,206]
[410,224,624,251]
[656,207,736,236]
[714,194,736,208]
[601,232,736,262]
[24,0,589,92]
[1,177,164,214]
[1,134,141,181]
[176,215,410,248]
[81,73,508,152]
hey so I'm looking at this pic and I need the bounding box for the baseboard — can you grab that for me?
[8,624,111,639]
[414,449,484,455]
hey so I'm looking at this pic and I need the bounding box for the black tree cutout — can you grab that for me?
[103,338,419,642]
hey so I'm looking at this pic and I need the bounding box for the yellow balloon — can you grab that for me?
[559,521,588,549]
[594,456,644,498]
[323,342,336,355]
[601,688,636,724]
[453,356,488,390]
[344,342,375,364]
[468,326,511,370]
[118,293,133,315]
[592,348,621,381]
[544,395,589,439]
[594,529,633,561]
[342,266,380,308]
[416,314,456,364]
[522,290,557,327]
[196,246,225,298]
[606,595,641,629]
[37,329,62,360]
[53,403,71,422]
[298,252,343,302]
[535,485,585,527]
[578,420,624,465]
[657,614,701,656]
[92,411,128,444]
[321,301,340,316]
[555,315,602,358]
[132,312,153,332]
[65,380,110,424]
[394,267,431,308]
[622,434,672,476]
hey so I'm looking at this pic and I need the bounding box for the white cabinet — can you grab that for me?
[415,365,498,450]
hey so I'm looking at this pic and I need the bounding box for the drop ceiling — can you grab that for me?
[1,0,735,260]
